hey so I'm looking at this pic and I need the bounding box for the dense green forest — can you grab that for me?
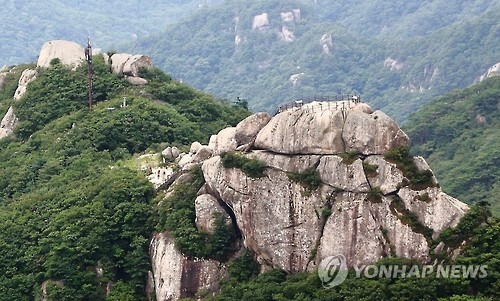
[130,0,499,121]
[404,76,500,217]
[0,57,248,300]
[0,0,223,66]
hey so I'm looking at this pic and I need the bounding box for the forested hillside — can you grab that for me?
[0,0,222,66]
[130,0,499,121]
[0,57,248,300]
[0,53,497,300]
[404,76,500,216]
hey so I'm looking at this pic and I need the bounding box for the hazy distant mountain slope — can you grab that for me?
[131,0,499,121]
[404,76,500,216]
[0,0,222,66]
[314,0,497,37]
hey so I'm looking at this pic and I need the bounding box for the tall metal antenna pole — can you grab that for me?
[85,36,93,110]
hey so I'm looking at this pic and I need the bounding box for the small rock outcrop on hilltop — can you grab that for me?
[0,40,153,140]
[149,98,469,300]
[37,40,86,68]
[110,53,153,85]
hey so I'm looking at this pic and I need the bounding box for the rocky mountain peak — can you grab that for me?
[149,98,468,300]
[255,99,408,155]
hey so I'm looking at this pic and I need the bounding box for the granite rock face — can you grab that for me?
[254,101,402,155]
[0,106,18,139]
[252,13,270,31]
[37,40,85,68]
[149,101,469,300]
[111,53,152,77]
[195,194,232,234]
[14,68,37,100]
[149,232,224,301]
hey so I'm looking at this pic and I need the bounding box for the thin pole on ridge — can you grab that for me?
[85,36,93,111]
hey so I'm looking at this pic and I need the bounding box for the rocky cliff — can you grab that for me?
[148,99,468,300]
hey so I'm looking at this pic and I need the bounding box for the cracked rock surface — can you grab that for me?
[150,102,469,300]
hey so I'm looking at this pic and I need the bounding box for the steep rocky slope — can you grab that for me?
[149,99,468,300]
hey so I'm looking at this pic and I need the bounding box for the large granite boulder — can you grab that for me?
[110,53,152,77]
[254,101,387,155]
[37,40,85,68]
[234,112,271,145]
[342,109,409,154]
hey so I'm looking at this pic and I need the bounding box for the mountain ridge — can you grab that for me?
[130,0,499,122]
[0,39,498,300]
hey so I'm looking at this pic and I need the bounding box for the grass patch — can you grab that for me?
[221,152,267,178]
[362,161,379,178]
[221,151,248,168]
[384,146,435,190]
[321,208,332,217]
[414,192,432,203]
[242,158,267,178]
[340,151,358,165]
[366,186,383,203]
[287,166,322,191]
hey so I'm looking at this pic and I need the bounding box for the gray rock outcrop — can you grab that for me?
[0,66,9,88]
[0,106,18,139]
[317,194,430,267]
[202,155,323,272]
[110,53,152,85]
[150,232,225,300]
[384,57,404,70]
[252,13,270,31]
[479,62,500,81]
[289,73,304,86]
[195,194,232,234]
[150,100,469,300]
[320,34,333,55]
[37,40,85,68]
[14,69,37,100]
[279,26,295,42]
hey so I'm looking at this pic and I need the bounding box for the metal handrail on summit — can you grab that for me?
[274,94,361,116]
